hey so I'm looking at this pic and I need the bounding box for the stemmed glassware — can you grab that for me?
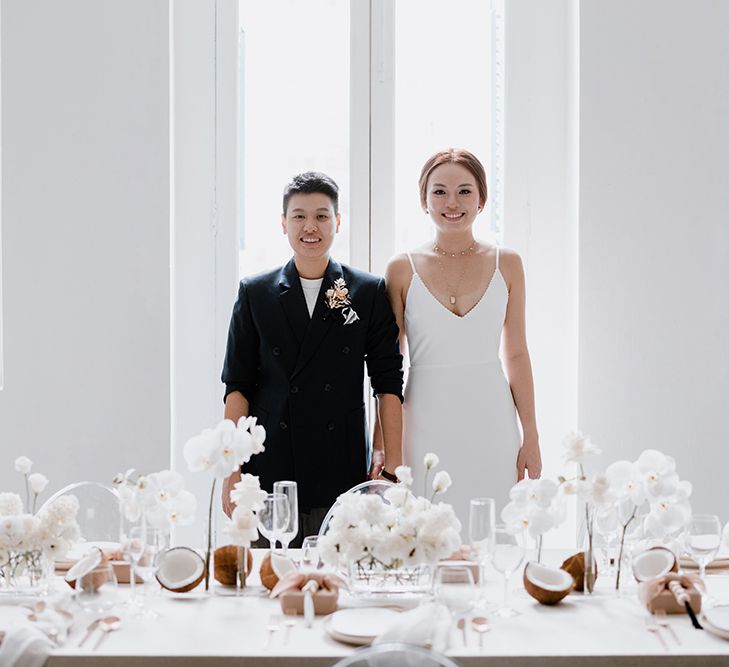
[258,492,289,550]
[686,513,722,605]
[301,536,320,570]
[75,563,119,615]
[469,497,496,610]
[434,564,476,640]
[128,526,166,619]
[273,481,299,553]
[491,523,525,618]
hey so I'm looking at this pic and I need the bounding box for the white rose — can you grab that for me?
[432,470,452,494]
[28,473,49,495]
[423,453,439,470]
[14,456,33,475]
[394,465,413,487]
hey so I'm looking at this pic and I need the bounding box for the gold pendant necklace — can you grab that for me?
[433,241,477,307]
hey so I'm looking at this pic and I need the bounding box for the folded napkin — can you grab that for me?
[373,602,452,652]
[0,607,53,667]
[270,571,347,615]
[638,572,702,614]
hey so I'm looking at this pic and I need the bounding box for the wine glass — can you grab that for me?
[258,492,289,550]
[273,480,299,552]
[491,524,525,618]
[686,513,722,604]
[434,564,476,640]
[469,497,496,610]
[75,563,119,614]
[128,526,166,619]
[301,535,320,570]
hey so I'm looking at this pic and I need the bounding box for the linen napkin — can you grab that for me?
[0,607,52,667]
[373,602,452,652]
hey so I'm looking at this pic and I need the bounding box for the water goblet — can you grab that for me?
[686,513,722,605]
[434,565,476,644]
[258,492,289,551]
[75,563,119,615]
[301,535,320,570]
[491,524,525,618]
[273,481,299,552]
[469,497,496,610]
[128,526,166,619]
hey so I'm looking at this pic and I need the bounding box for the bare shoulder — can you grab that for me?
[497,247,525,286]
[385,253,413,290]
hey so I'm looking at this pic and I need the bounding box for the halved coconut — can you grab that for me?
[258,550,298,591]
[213,545,254,586]
[155,547,205,593]
[523,561,574,605]
[64,547,105,590]
[561,551,598,592]
[632,546,677,582]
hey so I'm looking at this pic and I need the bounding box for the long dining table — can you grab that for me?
[39,549,729,666]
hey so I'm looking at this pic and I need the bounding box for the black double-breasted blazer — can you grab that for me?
[222,258,403,512]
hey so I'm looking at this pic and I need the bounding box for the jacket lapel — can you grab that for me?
[279,259,309,346]
[291,259,343,379]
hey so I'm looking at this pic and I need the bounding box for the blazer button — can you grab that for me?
[290,385,299,394]
[324,383,332,392]
[279,421,288,430]
[272,346,281,356]
[341,346,350,354]
[327,422,335,431]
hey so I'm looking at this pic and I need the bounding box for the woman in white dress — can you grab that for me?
[379,148,541,525]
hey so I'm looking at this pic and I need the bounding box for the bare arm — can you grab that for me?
[221,391,249,516]
[500,251,542,480]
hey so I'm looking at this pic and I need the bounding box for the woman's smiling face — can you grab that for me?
[424,162,482,231]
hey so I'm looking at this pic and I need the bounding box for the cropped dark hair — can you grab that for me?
[282,172,340,215]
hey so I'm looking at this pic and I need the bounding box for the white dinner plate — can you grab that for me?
[325,608,401,645]
[702,607,729,641]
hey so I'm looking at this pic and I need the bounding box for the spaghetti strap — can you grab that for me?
[495,246,500,270]
[406,252,417,275]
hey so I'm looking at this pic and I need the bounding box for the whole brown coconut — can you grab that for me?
[213,545,254,586]
[259,551,279,591]
[561,551,598,592]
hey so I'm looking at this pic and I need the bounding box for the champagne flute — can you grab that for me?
[491,524,525,618]
[128,526,166,619]
[258,492,289,551]
[686,513,722,605]
[469,497,496,610]
[273,481,299,553]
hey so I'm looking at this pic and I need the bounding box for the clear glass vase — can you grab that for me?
[347,559,433,597]
[0,549,51,596]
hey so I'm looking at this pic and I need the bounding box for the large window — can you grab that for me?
[238,0,499,278]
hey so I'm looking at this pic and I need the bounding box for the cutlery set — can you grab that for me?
[77,615,122,650]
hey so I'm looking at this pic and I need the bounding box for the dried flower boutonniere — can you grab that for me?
[324,278,360,326]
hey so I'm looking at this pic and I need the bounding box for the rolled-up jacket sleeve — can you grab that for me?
[365,278,404,402]
[221,280,259,404]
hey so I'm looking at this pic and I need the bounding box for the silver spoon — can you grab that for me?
[471,616,491,649]
[93,616,121,650]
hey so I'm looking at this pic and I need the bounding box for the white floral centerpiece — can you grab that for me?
[319,457,461,594]
[183,416,266,590]
[0,457,81,593]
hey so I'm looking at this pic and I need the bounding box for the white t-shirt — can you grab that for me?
[300,277,324,317]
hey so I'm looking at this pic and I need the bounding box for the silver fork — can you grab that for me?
[645,617,669,652]
[654,610,682,646]
[263,614,282,650]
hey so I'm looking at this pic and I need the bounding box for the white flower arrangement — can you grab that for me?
[319,455,462,576]
[112,469,197,531]
[183,416,266,589]
[1,459,81,590]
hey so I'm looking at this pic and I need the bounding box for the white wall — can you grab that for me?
[579,0,729,519]
[0,0,171,497]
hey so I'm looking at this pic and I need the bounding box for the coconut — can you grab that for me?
[64,547,105,590]
[632,546,678,582]
[213,545,254,586]
[258,550,298,591]
[561,551,598,592]
[523,561,574,605]
[155,547,206,593]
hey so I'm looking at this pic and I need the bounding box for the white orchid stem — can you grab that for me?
[615,506,637,591]
[24,474,30,513]
[204,478,217,591]
[31,492,38,515]
[536,534,543,563]
[424,470,430,499]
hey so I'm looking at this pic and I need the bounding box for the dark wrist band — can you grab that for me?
[381,468,398,483]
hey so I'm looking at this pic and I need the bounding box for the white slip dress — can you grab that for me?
[402,247,521,529]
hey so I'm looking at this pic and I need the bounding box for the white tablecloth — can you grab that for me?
[35,550,729,666]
